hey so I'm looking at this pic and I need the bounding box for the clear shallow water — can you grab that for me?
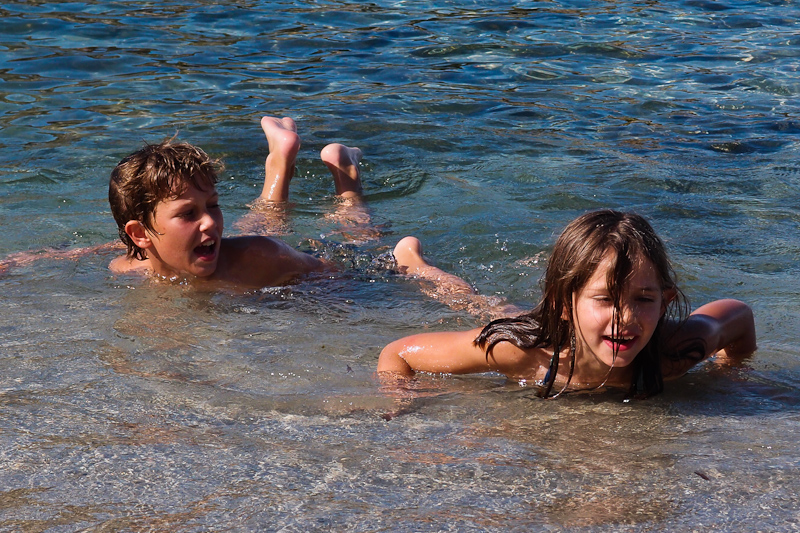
[1,0,800,531]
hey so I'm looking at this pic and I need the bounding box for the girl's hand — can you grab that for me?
[663,299,756,378]
[692,298,756,364]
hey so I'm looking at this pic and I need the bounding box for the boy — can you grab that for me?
[107,116,460,290]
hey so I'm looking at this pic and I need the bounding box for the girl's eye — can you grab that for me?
[209,203,220,210]
[179,210,195,219]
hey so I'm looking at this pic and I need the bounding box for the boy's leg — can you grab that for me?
[320,143,363,198]
[234,116,300,236]
[393,236,524,318]
[321,143,381,242]
[259,116,301,203]
[393,236,474,295]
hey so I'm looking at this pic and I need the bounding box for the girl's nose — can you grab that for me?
[615,304,635,326]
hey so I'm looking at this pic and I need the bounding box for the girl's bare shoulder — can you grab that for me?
[486,340,549,381]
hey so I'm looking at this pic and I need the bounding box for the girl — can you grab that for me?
[379,210,756,399]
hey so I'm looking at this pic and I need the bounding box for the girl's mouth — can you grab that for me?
[194,240,217,261]
[603,335,638,351]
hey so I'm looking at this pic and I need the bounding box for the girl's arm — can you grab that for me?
[378,328,534,378]
[663,299,756,378]
[378,329,490,377]
[690,298,756,362]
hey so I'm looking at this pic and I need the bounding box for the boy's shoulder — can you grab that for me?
[220,234,280,254]
[109,254,150,274]
[222,234,292,251]
[221,235,307,265]
[218,236,327,287]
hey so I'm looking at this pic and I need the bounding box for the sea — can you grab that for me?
[1,0,799,531]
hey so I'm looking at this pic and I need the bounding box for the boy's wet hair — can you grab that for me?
[109,140,221,260]
[475,209,689,399]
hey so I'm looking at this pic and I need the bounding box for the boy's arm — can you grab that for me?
[662,299,756,378]
[2,241,123,273]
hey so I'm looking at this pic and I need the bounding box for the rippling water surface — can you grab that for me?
[1,1,799,531]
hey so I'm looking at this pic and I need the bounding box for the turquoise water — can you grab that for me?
[1,1,799,530]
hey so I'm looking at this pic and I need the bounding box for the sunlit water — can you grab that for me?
[1,1,799,531]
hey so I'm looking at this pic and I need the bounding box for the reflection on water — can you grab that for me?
[1,0,800,530]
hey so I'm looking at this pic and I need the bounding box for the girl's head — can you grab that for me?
[543,209,681,334]
[538,209,687,394]
[476,209,687,399]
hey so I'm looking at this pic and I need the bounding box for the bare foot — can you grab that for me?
[392,236,428,273]
[320,142,380,242]
[259,116,301,203]
[393,237,524,320]
[393,236,474,295]
[320,143,363,198]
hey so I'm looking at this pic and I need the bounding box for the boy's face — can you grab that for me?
[145,183,224,279]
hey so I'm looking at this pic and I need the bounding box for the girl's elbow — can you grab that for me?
[719,303,757,360]
[700,299,756,347]
[732,303,756,350]
[377,341,415,377]
[727,325,757,360]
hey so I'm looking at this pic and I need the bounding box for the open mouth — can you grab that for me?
[603,335,638,351]
[194,240,217,260]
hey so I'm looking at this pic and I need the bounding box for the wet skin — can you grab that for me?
[139,184,223,279]
[571,253,667,374]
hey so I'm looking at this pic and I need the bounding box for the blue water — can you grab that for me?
[1,1,799,531]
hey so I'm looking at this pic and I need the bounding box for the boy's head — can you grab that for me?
[109,140,220,260]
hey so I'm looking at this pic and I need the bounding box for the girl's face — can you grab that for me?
[572,253,666,368]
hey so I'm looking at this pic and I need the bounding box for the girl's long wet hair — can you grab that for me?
[474,210,690,399]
